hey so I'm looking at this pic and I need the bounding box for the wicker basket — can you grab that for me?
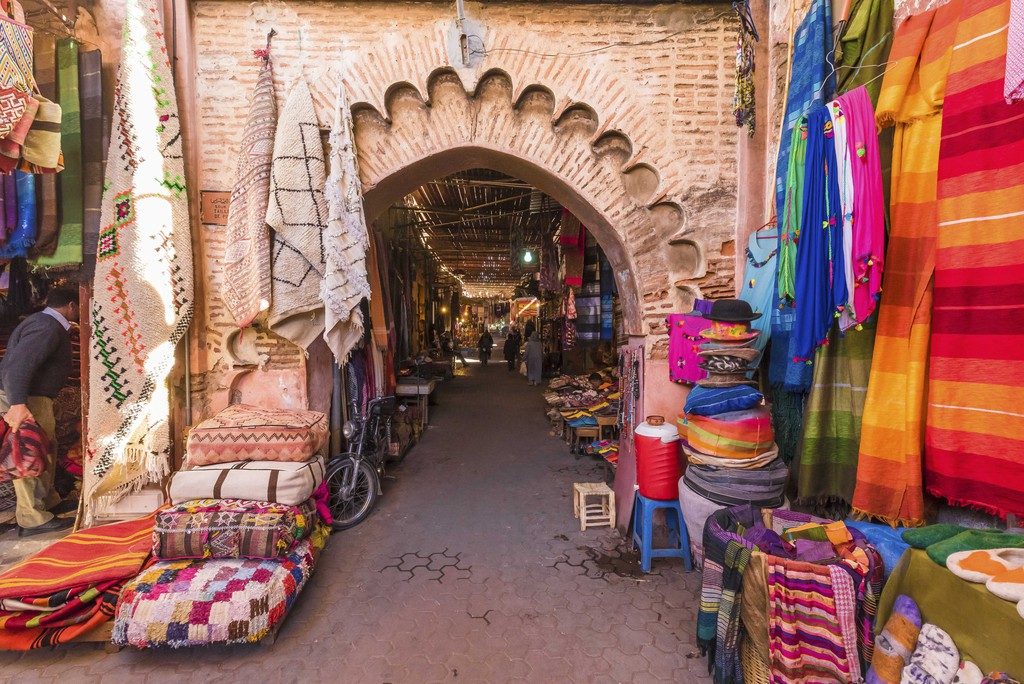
[740,632,771,684]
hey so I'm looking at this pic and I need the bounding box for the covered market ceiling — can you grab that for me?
[388,169,563,298]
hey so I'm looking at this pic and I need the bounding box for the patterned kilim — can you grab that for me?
[185,404,328,466]
[84,0,194,520]
[32,38,82,269]
[323,80,371,363]
[926,0,1024,518]
[851,2,960,526]
[153,498,316,560]
[0,514,155,650]
[222,51,275,329]
[0,9,34,93]
[113,524,328,648]
[265,78,326,351]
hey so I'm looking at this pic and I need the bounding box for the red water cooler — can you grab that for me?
[634,416,681,500]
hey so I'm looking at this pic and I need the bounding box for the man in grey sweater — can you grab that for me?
[0,287,79,536]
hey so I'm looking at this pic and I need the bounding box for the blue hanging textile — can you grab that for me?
[738,230,777,353]
[0,171,36,259]
[769,0,834,391]
[793,105,847,362]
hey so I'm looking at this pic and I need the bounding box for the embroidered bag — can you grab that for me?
[0,418,48,481]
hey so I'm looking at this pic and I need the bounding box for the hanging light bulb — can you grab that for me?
[522,250,533,264]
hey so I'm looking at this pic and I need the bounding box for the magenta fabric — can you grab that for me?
[667,314,708,385]
[839,86,886,325]
[1007,0,1024,103]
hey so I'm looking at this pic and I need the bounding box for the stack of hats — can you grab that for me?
[676,300,788,557]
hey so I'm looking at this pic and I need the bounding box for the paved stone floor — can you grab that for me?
[0,361,709,683]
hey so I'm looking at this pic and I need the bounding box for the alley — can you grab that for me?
[0,364,708,683]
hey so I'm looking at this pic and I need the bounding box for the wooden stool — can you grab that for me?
[573,425,600,454]
[572,482,616,531]
[596,415,617,441]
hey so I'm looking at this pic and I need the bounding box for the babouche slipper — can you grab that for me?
[946,548,1024,583]
[986,566,1024,603]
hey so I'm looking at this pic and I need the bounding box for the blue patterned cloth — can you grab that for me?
[684,384,764,417]
[739,231,777,353]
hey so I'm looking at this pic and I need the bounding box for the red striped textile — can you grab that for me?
[927,0,1024,518]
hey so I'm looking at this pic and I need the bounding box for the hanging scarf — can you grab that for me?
[85,0,195,520]
[78,48,103,277]
[826,97,856,330]
[222,48,275,330]
[32,38,82,269]
[323,79,371,363]
[841,86,886,325]
[777,123,805,303]
[793,105,847,363]
[0,171,34,258]
[926,0,1024,519]
[739,230,776,353]
[852,1,959,527]
[1005,0,1023,102]
[835,0,895,104]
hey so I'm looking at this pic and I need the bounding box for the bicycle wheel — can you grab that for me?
[325,457,380,530]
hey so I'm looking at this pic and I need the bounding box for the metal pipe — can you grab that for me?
[455,0,470,66]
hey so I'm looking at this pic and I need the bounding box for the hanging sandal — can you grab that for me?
[946,548,1024,583]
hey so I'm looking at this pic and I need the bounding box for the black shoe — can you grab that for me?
[48,499,78,515]
[18,516,74,537]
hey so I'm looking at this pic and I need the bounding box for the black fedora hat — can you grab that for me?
[707,299,762,322]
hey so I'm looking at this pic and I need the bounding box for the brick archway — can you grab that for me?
[348,68,691,336]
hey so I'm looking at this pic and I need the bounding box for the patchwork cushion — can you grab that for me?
[153,498,317,560]
[113,526,328,648]
[186,404,328,466]
[168,456,326,507]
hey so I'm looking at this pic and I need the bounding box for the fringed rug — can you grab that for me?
[84,0,194,519]
[113,525,327,648]
[266,78,326,351]
[323,81,370,363]
[222,49,275,329]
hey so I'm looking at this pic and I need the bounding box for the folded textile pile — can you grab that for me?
[114,525,329,648]
[0,514,155,650]
[696,505,884,683]
[115,405,331,648]
[543,368,620,438]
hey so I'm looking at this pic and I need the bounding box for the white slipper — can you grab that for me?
[952,660,984,684]
[946,548,1024,583]
[902,623,959,684]
[986,566,1024,602]
[1019,598,1024,621]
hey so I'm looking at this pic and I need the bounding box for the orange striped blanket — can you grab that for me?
[852,2,960,526]
[0,514,155,650]
[926,0,1024,518]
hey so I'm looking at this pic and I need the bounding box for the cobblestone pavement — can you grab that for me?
[0,362,709,683]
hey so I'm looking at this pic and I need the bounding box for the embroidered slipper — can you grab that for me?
[947,548,1024,583]
[985,566,1024,602]
[902,623,960,684]
[953,660,985,684]
[866,594,921,684]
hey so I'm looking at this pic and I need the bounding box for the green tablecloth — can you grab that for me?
[877,549,1023,677]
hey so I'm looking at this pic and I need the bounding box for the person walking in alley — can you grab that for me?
[504,325,522,371]
[0,288,80,537]
[477,326,494,365]
[525,331,543,385]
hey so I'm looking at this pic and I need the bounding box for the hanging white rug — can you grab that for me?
[265,78,327,350]
[323,81,370,362]
[85,0,194,520]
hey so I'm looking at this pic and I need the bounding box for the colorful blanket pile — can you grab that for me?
[926,0,1024,519]
[0,514,155,650]
[153,498,317,560]
[853,2,959,526]
[766,558,862,683]
[113,525,328,648]
[84,0,194,519]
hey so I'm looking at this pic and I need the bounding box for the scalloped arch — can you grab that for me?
[327,70,694,335]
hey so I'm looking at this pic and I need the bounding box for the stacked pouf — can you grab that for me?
[675,300,788,563]
[112,405,330,648]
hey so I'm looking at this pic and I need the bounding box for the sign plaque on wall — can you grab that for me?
[200,190,231,225]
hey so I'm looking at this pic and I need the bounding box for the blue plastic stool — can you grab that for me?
[630,493,693,573]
